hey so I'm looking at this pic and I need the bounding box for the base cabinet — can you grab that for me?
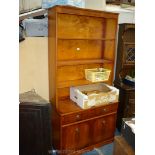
[52,103,118,155]
[19,102,52,155]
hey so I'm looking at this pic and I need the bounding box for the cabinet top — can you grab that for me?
[20,90,49,104]
[48,5,119,19]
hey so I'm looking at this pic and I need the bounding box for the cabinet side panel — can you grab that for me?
[51,104,61,150]
[48,8,57,105]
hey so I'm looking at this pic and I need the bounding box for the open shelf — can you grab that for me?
[57,59,113,66]
[57,79,109,88]
[58,37,115,41]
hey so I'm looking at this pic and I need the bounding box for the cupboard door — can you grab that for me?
[93,114,116,144]
[62,122,90,153]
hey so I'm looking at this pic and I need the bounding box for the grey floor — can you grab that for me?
[82,129,120,155]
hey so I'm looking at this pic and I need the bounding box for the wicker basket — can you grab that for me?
[85,68,111,82]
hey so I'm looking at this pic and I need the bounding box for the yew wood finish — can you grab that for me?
[48,5,118,155]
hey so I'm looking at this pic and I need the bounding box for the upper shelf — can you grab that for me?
[57,59,113,66]
[57,37,116,41]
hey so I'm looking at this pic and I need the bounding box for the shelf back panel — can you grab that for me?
[57,13,106,39]
[105,18,117,39]
[58,40,103,61]
[104,40,116,60]
[57,64,102,82]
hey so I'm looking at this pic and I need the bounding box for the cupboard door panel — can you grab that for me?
[62,122,90,152]
[93,114,116,144]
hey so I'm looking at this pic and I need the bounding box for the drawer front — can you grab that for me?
[62,103,118,125]
[62,112,88,125]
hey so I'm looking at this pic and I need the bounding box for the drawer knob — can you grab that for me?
[103,108,107,112]
[76,48,80,51]
[76,114,80,119]
[102,120,106,124]
[75,128,79,133]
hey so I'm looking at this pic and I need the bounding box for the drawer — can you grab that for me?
[92,103,118,117]
[61,111,89,125]
[62,103,118,125]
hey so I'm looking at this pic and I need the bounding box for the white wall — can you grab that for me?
[19,37,49,101]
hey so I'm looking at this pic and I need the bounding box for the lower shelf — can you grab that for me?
[57,59,113,66]
[58,79,110,88]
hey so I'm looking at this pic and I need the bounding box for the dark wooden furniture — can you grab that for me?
[114,81,135,131]
[114,24,135,131]
[48,6,118,155]
[106,0,135,5]
[19,91,52,155]
[113,136,134,155]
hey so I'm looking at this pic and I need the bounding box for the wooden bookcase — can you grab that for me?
[48,6,118,155]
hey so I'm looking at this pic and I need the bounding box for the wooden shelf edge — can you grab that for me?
[57,79,109,88]
[57,37,115,41]
[57,99,118,116]
[57,59,113,66]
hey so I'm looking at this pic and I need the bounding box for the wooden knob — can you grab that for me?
[76,48,80,51]
[75,128,79,133]
[103,108,107,112]
[102,120,106,124]
[76,114,80,119]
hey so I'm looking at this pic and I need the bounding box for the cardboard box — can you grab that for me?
[70,83,119,109]
[121,118,135,150]
[42,0,85,9]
